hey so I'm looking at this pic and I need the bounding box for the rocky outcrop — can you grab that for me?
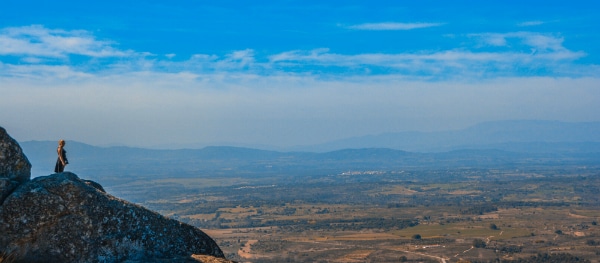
[0,127,232,263]
[0,127,31,204]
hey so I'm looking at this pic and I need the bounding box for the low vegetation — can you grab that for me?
[100,164,600,263]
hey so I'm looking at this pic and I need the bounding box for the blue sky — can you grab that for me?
[1,1,599,149]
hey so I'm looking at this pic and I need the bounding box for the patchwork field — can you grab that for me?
[105,166,600,262]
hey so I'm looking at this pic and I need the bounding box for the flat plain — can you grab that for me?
[105,166,600,263]
[20,141,600,262]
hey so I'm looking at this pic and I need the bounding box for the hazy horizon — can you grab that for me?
[2,1,599,149]
[14,119,600,152]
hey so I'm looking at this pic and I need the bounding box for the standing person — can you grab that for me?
[54,139,68,173]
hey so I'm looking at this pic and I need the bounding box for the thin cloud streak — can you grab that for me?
[267,49,586,77]
[518,21,545,27]
[346,22,444,30]
[473,32,568,51]
[269,49,584,64]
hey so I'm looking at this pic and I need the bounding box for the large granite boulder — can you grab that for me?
[0,127,232,262]
[0,172,226,262]
[0,126,31,204]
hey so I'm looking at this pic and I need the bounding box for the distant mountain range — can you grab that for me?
[19,120,600,180]
[293,120,600,152]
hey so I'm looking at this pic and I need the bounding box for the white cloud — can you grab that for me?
[0,25,132,59]
[474,32,569,52]
[218,49,256,69]
[267,45,586,77]
[479,34,508,46]
[347,22,444,30]
[518,21,545,27]
[0,26,591,79]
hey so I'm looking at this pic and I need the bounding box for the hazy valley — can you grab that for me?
[20,121,600,262]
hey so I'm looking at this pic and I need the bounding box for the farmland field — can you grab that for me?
[104,166,600,263]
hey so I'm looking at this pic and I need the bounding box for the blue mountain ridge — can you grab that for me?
[20,121,600,183]
[292,120,600,152]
